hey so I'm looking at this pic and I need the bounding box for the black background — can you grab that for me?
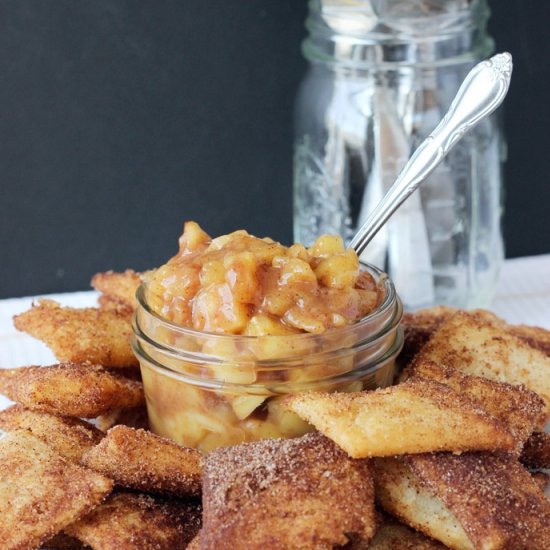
[0,1,548,298]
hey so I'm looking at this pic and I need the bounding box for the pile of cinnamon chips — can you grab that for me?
[0,272,549,549]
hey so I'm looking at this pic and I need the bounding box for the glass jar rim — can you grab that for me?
[132,261,403,392]
[135,260,397,345]
[133,326,404,394]
[302,0,493,68]
[133,296,402,368]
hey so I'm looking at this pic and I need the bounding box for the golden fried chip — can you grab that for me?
[417,310,550,419]
[401,307,550,364]
[0,363,144,418]
[403,359,544,450]
[65,492,201,550]
[507,323,550,357]
[369,517,448,550]
[409,452,550,549]
[96,405,149,432]
[82,426,202,497]
[0,431,112,550]
[91,269,143,311]
[13,299,137,368]
[285,379,515,458]
[202,432,377,549]
[374,457,474,550]
[400,306,458,364]
[0,405,103,462]
[520,431,550,470]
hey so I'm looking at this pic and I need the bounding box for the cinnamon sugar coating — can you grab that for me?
[402,359,544,451]
[0,363,144,418]
[530,471,549,492]
[82,426,203,498]
[91,269,143,312]
[14,299,137,368]
[0,431,112,550]
[409,452,550,549]
[373,457,475,549]
[507,323,550,357]
[400,306,458,364]
[202,432,376,549]
[400,306,550,364]
[0,404,103,462]
[285,379,516,458]
[416,310,550,421]
[65,492,201,550]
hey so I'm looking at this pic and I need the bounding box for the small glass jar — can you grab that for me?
[132,262,403,452]
[294,0,505,310]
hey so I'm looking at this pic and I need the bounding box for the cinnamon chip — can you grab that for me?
[82,426,202,498]
[374,457,474,550]
[14,299,137,368]
[285,379,515,458]
[0,405,103,462]
[65,492,201,550]
[0,363,144,418]
[0,431,112,550]
[416,310,550,420]
[202,432,376,549]
[409,452,550,550]
[403,359,544,450]
[91,269,143,312]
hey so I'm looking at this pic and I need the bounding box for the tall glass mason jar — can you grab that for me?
[293,0,505,310]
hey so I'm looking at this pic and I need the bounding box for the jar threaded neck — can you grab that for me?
[303,0,493,67]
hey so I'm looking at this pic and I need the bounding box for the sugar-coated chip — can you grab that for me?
[13,299,137,368]
[416,310,550,420]
[202,432,377,549]
[82,426,202,497]
[409,451,550,549]
[285,379,515,458]
[374,457,474,550]
[0,431,112,550]
[91,269,143,312]
[0,363,144,418]
[400,306,458,364]
[507,323,550,357]
[65,492,201,550]
[403,359,544,450]
[0,405,103,462]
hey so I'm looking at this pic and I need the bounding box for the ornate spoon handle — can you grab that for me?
[349,52,513,256]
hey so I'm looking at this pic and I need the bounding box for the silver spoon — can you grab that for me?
[349,52,513,256]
